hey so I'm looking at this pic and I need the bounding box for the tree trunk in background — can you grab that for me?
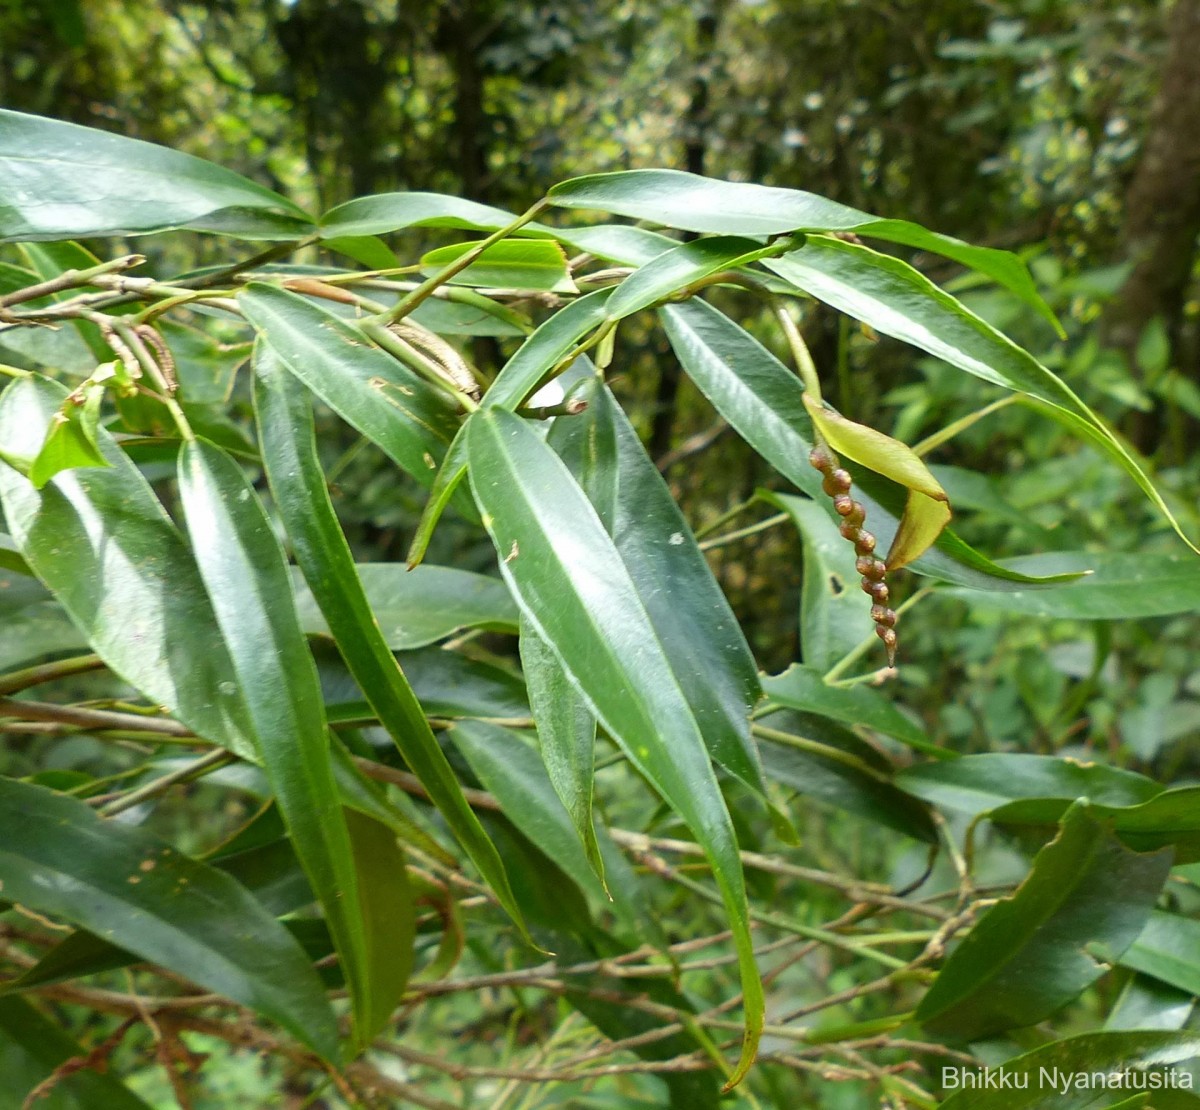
[649,2,721,462]
[1106,0,1200,381]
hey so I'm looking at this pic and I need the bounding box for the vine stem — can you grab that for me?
[375,200,549,326]
[773,300,822,400]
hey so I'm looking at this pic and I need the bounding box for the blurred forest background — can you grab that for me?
[3,0,1200,810]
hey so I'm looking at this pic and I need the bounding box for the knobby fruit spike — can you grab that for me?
[809,444,898,666]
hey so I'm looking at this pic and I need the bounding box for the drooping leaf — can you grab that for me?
[465,407,763,1087]
[420,239,576,293]
[760,490,874,671]
[916,803,1173,1041]
[658,299,1082,589]
[943,552,1200,619]
[896,754,1161,819]
[295,563,518,650]
[0,375,256,757]
[343,809,415,1042]
[937,1030,1200,1110]
[762,663,944,758]
[0,778,338,1059]
[238,284,461,489]
[0,109,312,241]
[548,168,1058,326]
[765,238,1200,555]
[0,995,155,1110]
[177,437,373,1051]
[252,350,529,941]
[803,393,952,569]
[518,616,604,882]
[547,380,772,810]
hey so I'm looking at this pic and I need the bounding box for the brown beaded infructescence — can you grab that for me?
[809,445,898,666]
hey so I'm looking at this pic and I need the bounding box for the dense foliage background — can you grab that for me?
[2,2,1200,1108]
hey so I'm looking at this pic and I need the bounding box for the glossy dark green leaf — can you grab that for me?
[465,407,762,1087]
[760,491,873,671]
[938,1031,1200,1110]
[548,169,1057,325]
[319,191,525,238]
[420,239,575,292]
[409,293,528,338]
[917,804,1173,1041]
[897,754,1161,819]
[343,809,415,1042]
[518,616,603,881]
[0,376,256,757]
[1121,912,1200,997]
[0,995,155,1110]
[398,646,530,719]
[0,778,338,1058]
[0,109,312,241]
[765,238,1199,556]
[406,289,614,567]
[0,533,33,577]
[553,224,679,266]
[239,284,460,488]
[762,663,943,757]
[758,721,937,843]
[659,299,1080,590]
[296,563,517,650]
[943,552,1200,619]
[604,235,782,319]
[321,234,399,270]
[548,380,771,805]
[252,351,528,941]
[177,437,372,1050]
[1106,974,1195,1032]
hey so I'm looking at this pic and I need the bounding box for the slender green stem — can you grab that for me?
[773,300,822,399]
[912,395,1018,457]
[698,512,789,551]
[375,201,549,325]
[823,589,931,684]
[98,749,236,816]
[359,319,479,411]
[694,497,760,540]
[0,653,105,696]
[0,254,145,309]
[751,722,887,780]
[109,319,194,441]
[0,361,33,379]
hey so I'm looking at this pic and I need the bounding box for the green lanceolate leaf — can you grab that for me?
[239,283,461,488]
[937,1031,1200,1110]
[553,224,679,266]
[548,380,774,812]
[803,393,951,570]
[465,407,763,1088]
[343,810,415,1042]
[406,289,615,567]
[1106,974,1195,1032]
[0,995,155,1110]
[252,348,530,944]
[177,437,373,1052]
[319,192,525,238]
[943,552,1200,619]
[603,235,785,320]
[659,298,1085,589]
[0,109,312,241]
[547,168,1058,326]
[0,778,338,1059]
[296,562,518,650]
[518,615,604,883]
[0,375,256,757]
[762,663,943,758]
[759,491,874,672]
[420,238,576,292]
[765,238,1200,556]
[916,803,1173,1042]
[896,754,1161,819]
[1122,912,1200,997]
